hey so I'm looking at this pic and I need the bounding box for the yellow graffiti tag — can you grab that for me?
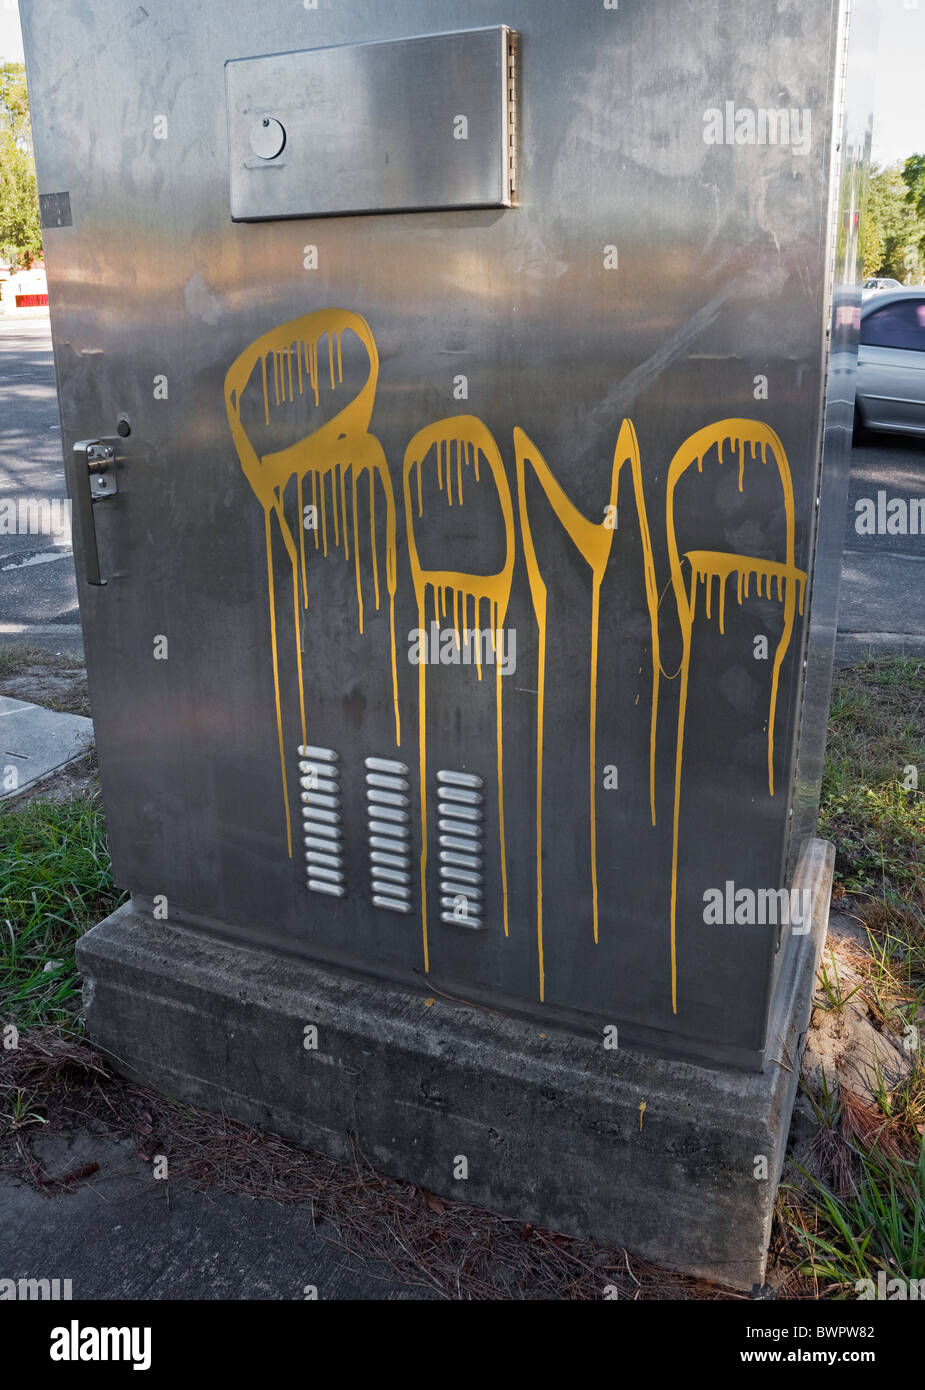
[515,420,660,1000]
[226,313,808,1014]
[665,420,807,1013]
[224,310,400,855]
[403,417,516,973]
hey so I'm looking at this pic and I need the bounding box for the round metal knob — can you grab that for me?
[250,117,286,161]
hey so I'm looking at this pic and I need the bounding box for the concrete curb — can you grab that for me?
[0,625,85,659]
[835,632,925,666]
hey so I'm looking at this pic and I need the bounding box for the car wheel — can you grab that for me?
[852,402,867,444]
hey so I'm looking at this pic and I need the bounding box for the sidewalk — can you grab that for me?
[0,1130,428,1301]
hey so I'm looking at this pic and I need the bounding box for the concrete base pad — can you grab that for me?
[77,839,833,1292]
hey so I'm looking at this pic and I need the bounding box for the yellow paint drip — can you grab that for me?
[665,421,807,1014]
[514,420,660,999]
[225,310,401,855]
[229,311,808,1019]
[403,416,516,972]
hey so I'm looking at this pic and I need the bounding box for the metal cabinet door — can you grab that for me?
[22,0,854,1069]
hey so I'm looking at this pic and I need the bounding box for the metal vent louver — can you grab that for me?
[437,770,485,929]
[299,745,344,898]
[366,757,413,914]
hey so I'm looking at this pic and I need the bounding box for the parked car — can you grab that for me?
[855,288,925,439]
[862,278,903,304]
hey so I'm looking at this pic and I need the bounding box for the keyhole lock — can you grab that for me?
[250,116,286,160]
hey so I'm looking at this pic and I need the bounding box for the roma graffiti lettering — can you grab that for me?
[225,308,807,1011]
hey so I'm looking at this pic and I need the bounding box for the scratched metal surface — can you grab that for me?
[21,0,863,1067]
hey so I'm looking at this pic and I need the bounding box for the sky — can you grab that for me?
[0,0,923,167]
[0,2,22,69]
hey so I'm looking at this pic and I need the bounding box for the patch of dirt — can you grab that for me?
[0,1031,736,1302]
[0,665,90,718]
[802,917,917,1105]
[1,750,99,809]
[770,904,924,1296]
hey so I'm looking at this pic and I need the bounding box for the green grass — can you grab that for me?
[791,1136,925,1289]
[0,794,127,1030]
[781,656,925,1295]
[819,657,925,914]
[815,947,864,1014]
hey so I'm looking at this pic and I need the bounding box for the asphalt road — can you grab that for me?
[0,314,922,663]
[0,313,81,655]
[839,427,925,663]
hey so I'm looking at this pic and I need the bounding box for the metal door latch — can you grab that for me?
[73,439,119,586]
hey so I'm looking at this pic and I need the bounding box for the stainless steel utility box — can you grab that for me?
[22,0,874,1282]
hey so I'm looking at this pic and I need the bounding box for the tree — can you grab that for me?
[902,153,925,261]
[861,163,924,282]
[0,63,31,147]
[0,134,41,266]
[0,61,41,268]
